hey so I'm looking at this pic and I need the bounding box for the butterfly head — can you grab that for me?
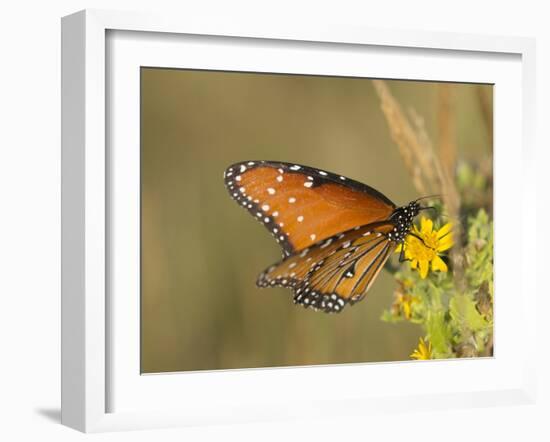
[388,201,421,243]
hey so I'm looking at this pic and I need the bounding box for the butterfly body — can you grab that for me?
[224,160,421,313]
[387,202,421,243]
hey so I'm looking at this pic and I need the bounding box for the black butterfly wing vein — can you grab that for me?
[257,222,398,313]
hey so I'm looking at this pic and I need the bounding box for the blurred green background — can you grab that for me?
[140,68,492,373]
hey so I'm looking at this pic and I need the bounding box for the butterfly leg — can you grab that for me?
[398,242,411,263]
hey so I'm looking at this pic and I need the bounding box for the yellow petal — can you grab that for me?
[395,243,403,253]
[437,234,454,252]
[419,259,429,279]
[436,222,453,239]
[420,217,433,234]
[410,259,418,269]
[408,235,422,249]
[410,338,432,360]
[431,255,448,272]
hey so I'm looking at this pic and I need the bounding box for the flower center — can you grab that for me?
[407,232,438,261]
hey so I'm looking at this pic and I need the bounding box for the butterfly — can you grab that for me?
[224,160,426,313]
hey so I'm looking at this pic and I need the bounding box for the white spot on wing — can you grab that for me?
[320,239,332,248]
[310,234,316,241]
[297,215,304,222]
[289,197,296,203]
[267,188,276,195]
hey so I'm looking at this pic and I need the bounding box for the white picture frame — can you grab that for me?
[61,9,537,433]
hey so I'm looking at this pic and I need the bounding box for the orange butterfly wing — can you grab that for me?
[224,161,396,255]
[257,222,396,313]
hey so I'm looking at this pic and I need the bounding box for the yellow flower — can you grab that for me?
[391,280,419,320]
[396,217,453,279]
[396,293,418,319]
[410,337,433,360]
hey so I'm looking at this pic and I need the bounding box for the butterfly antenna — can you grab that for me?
[415,194,442,203]
[418,206,437,213]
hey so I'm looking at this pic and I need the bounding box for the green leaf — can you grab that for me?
[425,311,452,357]
[449,294,488,333]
